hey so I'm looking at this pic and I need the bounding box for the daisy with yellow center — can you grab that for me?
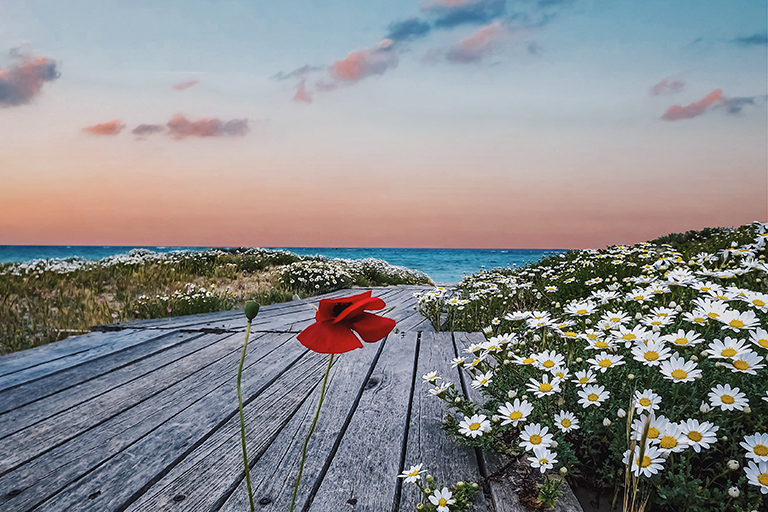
[659,356,701,383]
[398,463,424,484]
[470,370,494,389]
[708,384,748,412]
[750,328,768,350]
[744,460,768,495]
[631,340,672,367]
[633,389,662,413]
[741,433,768,462]
[622,443,665,478]
[429,487,455,512]
[528,446,558,473]
[679,418,719,453]
[706,337,749,359]
[526,374,562,398]
[578,384,609,408]
[498,398,533,427]
[655,423,689,454]
[663,328,703,347]
[587,351,625,373]
[519,423,554,452]
[728,350,765,375]
[554,410,579,432]
[571,369,597,387]
[534,349,565,370]
[458,414,491,438]
[718,309,759,332]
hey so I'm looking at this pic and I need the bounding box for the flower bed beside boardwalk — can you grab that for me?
[416,222,768,511]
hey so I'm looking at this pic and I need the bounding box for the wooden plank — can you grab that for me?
[0,332,298,512]
[0,330,210,438]
[217,334,392,512]
[307,331,418,511]
[0,330,201,415]
[0,330,249,474]
[399,331,489,512]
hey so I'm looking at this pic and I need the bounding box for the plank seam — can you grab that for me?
[390,331,420,512]
[300,335,389,512]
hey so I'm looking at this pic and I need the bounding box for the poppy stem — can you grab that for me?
[237,320,256,512]
[290,353,335,512]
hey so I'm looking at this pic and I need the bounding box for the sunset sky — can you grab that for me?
[0,0,766,249]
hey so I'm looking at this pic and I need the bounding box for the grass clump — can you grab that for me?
[419,221,768,511]
[0,248,431,354]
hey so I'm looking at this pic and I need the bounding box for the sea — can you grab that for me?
[0,246,566,285]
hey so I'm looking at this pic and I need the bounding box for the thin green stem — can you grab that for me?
[237,320,255,512]
[290,353,335,512]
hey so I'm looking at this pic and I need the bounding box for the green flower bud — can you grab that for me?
[244,301,260,320]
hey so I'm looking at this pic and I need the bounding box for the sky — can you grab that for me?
[0,0,766,249]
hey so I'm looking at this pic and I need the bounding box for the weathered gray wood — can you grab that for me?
[218,335,392,512]
[0,330,210,437]
[5,332,304,512]
[399,331,488,512]
[307,331,417,511]
[0,332,296,512]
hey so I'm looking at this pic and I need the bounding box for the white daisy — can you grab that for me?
[633,389,662,413]
[429,487,456,512]
[398,463,425,483]
[526,374,562,398]
[519,423,554,452]
[663,329,703,348]
[534,350,566,370]
[571,369,597,387]
[750,328,768,351]
[706,337,750,359]
[587,351,625,373]
[578,384,609,408]
[631,340,672,366]
[743,460,768,494]
[623,443,665,478]
[656,422,689,454]
[679,419,719,453]
[741,433,768,462]
[659,356,701,383]
[717,309,760,332]
[528,446,558,473]
[498,399,534,427]
[458,414,491,438]
[708,384,749,412]
[727,350,765,375]
[471,371,493,389]
[554,410,580,432]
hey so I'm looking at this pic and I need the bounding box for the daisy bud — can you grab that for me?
[551,440,558,449]
[417,504,425,510]
[472,483,479,489]
[743,406,751,414]
[508,390,518,399]
[722,436,729,442]
[635,313,643,320]
[617,408,626,418]
[728,487,739,498]
[690,355,698,362]
[700,350,708,358]
[554,302,561,309]
[533,335,541,342]
[455,481,464,487]
[675,306,682,312]
[715,362,723,368]
[585,319,592,325]
[627,374,635,380]
[669,301,677,307]
[560,467,568,476]
[642,305,649,310]
[757,278,762,283]
[426,475,434,484]
[492,415,502,423]
[700,402,711,413]
[454,397,461,403]
[522,395,529,401]
[603,418,611,427]
[503,359,511,365]
[576,357,584,363]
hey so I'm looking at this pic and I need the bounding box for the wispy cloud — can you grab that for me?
[662,89,722,121]
[292,77,312,103]
[386,17,432,41]
[132,124,165,137]
[328,39,399,82]
[166,114,249,138]
[172,79,199,91]
[83,120,126,135]
[731,33,768,47]
[651,77,684,96]
[446,21,508,63]
[422,0,506,29]
[272,65,322,81]
[0,52,60,107]
[715,94,768,114]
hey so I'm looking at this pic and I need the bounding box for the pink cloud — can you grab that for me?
[662,89,723,121]
[172,79,199,91]
[329,39,398,82]
[166,114,249,138]
[82,120,126,135]
[447,21,506,63]
[292,77,312,103]
[0,54,60,107]
[651,77,684,96]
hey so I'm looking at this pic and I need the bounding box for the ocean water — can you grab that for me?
[0,246,566,285]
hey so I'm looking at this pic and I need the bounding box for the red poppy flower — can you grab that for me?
[297,290,396,354]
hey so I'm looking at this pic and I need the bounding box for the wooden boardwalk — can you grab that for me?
[0,285,582,512]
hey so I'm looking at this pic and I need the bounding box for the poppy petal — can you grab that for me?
[333,296,386,324]
[297,320,363,354]
[348,312,396,342]
[316,291,373,322]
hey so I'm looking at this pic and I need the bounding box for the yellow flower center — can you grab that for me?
[693,317,706,323]
[754,444,768,457]
[651,321,662,326]
[753,299,765,307]
[639,398,651,407]
[687,431,702,442]
[587,333,598,340]
[539,458,549,465]
[599,359,612,367]
[733,360,749,371]
[671,369,687,380]
[759,473,768,486]
[708,312,720,319]
[539,383,553,392]
[438,498,448,506]
[523,358,534,364]
[529,434,542,445]
[721,348,737,357]
[408,470,419,477]
[565,331,577,338]
[623,333,637,340]
[660,436,677,449]
[509,411,523,420]
[729,320,745,328]
[647,427,660,439]
[555,372,565,379]
[577,309,588,315]
[758,338,768,348]
[721,394,735,404]
[610,317,620,322]
[644,351,659,361]
[638,455,652,468]
[469,422,481,431]
[674,338,689,345]
[588,393,599,402]
[580,377,589,384]
[543,360,555,368]
[561,419,572,428]
[634,296,644,301]
[596,341,609,348]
